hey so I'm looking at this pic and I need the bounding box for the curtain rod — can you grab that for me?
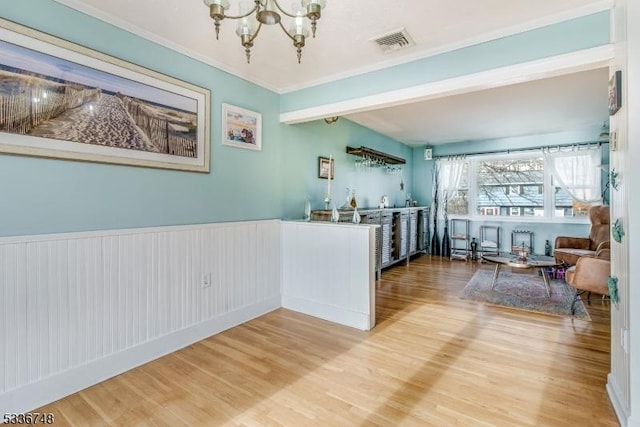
[433,140,604,159]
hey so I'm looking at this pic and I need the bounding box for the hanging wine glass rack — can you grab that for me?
[347,146,407,174]
[346,146,406,165]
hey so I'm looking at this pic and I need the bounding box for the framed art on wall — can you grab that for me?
[0,18,211,173]
[609,70,622,116]
[222,103,262,151]
[318,156,334,179]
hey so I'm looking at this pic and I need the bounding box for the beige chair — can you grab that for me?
[554,205,610,266]
[565,247,610,315]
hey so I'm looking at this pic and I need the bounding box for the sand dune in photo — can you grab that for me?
[30,93,157,152]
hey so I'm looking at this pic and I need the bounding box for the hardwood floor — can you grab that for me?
[38,256,618,426]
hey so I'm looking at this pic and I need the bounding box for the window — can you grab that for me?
[546,148,602,218]
[438,147,601,221]
[479,207,499,216]
[444,162,469,216]
[477,156,544,218]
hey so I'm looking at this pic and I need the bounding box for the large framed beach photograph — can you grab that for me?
[0,18,211,173]
[222,103,262,151]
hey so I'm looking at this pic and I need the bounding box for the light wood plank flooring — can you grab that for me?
[38,256,618,426]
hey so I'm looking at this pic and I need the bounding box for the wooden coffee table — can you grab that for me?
[481,253,562,297]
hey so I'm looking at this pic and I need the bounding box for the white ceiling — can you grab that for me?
[54,0,612,146]
[347,67,610,145]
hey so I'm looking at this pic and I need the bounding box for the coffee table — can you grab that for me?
[481,253,562,297]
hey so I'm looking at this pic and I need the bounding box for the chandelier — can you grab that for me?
[203,0,327,64]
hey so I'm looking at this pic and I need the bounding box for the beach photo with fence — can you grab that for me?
[0,19,210,172]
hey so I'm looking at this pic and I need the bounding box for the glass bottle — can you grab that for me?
[470,237,478,261]
[544,240,552,256]
[341,187,351,209]
[331,203,340,222]
[441,221,451,258]
[352,208,361,224]
[304,198,311,221]
[349,189,358,208]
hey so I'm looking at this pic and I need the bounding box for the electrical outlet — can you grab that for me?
[201,272,211,288]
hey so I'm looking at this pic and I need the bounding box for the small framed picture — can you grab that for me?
[318,156,334,179]
[609,70,622,116]
[222,103,262,151]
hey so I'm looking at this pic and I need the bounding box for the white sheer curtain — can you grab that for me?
[437,156,466,217]
[542,146,602,203]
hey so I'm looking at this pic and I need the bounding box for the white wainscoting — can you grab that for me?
[280,221,377,331]
[0,220,281,414]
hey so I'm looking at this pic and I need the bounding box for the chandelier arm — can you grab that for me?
[223,2,260,20]
[277,21,297,42]
[271,0,299,19]
[249,22,264,43]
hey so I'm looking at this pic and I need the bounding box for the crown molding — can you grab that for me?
[279,0,614,94]
[51,0,281,93]
[52,0,612,95]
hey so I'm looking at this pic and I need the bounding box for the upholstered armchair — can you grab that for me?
[565,247,610,315]
[554,205,610,266]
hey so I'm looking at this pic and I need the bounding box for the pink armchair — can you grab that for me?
[554,205,610,266]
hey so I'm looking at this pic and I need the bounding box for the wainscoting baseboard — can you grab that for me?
[0,296,280,415]
[282,295,372,331]
[607,373,631,427]
[0,220,282,414]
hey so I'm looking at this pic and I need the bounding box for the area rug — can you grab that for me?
[460,268,591,320]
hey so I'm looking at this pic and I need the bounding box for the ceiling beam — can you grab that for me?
[280,45,614,125]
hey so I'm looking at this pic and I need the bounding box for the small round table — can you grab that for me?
[481,253,562,297]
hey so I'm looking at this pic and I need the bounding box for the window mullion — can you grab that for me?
[469,159,477,218]
[544,157,553,219]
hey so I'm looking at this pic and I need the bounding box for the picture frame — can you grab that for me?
[222,103,262,151]
[609,70,622,116]
[0,18,210,173]
[318,156,334,179]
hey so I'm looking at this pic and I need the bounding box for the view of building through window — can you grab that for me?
[477,157,552,217]
[443,151,600,219]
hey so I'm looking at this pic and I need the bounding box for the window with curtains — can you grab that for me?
[442,161,469,215]
[440,146,602,220]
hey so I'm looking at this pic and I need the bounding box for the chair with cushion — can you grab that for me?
[565,247,610,315]
[554,205,610,266]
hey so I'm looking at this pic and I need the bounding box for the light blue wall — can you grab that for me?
[0,0,410,237]
[281,12,610,113]
[281,118,415,218]
[0,1,609,238]
[0,0,277,236]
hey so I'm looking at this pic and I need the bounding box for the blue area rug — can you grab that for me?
[460,268,590,320]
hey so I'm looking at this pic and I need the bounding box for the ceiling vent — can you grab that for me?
[372,28,415,53]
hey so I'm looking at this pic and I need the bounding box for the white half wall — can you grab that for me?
[280,221,377,331]
[0,220,282,414]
